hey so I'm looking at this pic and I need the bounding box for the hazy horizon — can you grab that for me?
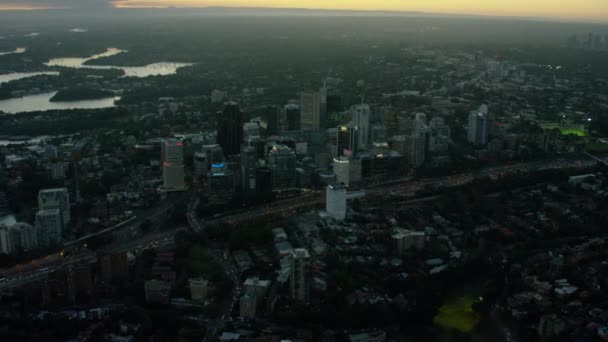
[0,1,607,24]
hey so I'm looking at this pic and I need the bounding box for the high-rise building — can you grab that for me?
[383,110,399,136]
[38,188,70,227]
[468,109,489,146]
[161,139,185,190]
[208,165,235,205]
[35,209,63,247]
[319,86,328,129]
[267,106,281,135]
[256,166,272,195]
[352,104,370,150]
[326,183,347,221]
[0,225,14,255]
[193,152,208,180]
[285,104,300,131]
[239,292,257,319]
[290,248,311,303]
[217,102,244,156]
[300,92,321,130]
[268,145,297,191]
[189,278,209,301]
[11,223,38,252]
[405,134,426,168]
[336,123,358,156]
[240,146,258,193]
[349,157,362,184]
[333,157,350,187]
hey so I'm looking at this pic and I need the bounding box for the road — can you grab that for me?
[0,155,600,293]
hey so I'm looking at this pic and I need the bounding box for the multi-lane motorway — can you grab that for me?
[0,155,602,293]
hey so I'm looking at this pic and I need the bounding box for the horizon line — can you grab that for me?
[0,5,607,25]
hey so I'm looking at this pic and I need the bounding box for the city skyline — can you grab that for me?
[0,0,607,23]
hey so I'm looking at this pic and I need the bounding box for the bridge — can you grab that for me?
[584,152,608,166]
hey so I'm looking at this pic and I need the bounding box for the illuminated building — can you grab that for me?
[336,123,358,156]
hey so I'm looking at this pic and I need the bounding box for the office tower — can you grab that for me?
[35,209,63,247]
[326,183,347,221]
[38,188,70,227]
[383,110,399,136]
[336,123,358,156]
[99,251,129,282]
[300,92,321,130]
[217,102,244,156]
[243,122,261,141]
[370,124,387,144]
[11,223,38,252]
[0,225,13,255]
[352,104,370,149]
[468,108,489,146]
[405,134,426,168]
[267,106,281,135]
[189,278,209,301]
[161,139,185,190]
[193,152,208,180]
[268,145,297,191]
[256,166,272,195]
[285,104,300,131]
[333,157,350,187]
[208,165,235,205]
[349,157,362,184]
[290,248,311,303]
[240,146,257,193]
[202,144,225,165]
[239,292,257,319]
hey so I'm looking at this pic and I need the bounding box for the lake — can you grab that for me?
[0,71,60,84]
[45,47,193,77]
[0,91,119,114]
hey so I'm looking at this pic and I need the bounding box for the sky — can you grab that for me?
[0,0,607,22]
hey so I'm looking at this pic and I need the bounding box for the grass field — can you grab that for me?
[433,295,481,333]
[541,123,587,137]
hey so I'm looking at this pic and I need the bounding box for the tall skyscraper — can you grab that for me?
[38,188,70,227]
[300,92,321,130]
[161,139,185,190]
[217,102,244,156]
[326,183,347,221]
[468,107,489,146]
[290,248,311,303]
[405,133,426,168]
[240,146,257,193]
[35,209,63,247]
[268,145,297,191]
[336,123,358,156]
[193,152,208,180]
[285,104,300,131]
[352,104,370,150]
[333,157,350,187]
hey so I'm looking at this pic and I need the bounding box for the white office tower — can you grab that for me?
[38,188,70,227]
[290,248,311,303]
[352,104,370,149]
[300,92,321,130]
[405,134,426,168]
[0,226,13,255]
[468,107,489,146]
[35,209,63,247]
[161,139,185,190]
[333,157,350,187]
[193,152,208,180]
[11,223,38,252]
[326,183,347,221]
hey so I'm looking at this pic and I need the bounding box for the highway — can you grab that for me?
[0,155,601,293]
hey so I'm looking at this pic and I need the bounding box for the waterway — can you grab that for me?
[0,91,119,114]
